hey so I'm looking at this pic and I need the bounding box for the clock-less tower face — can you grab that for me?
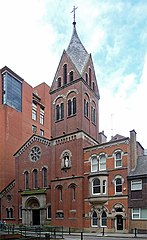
[50,24,100,141]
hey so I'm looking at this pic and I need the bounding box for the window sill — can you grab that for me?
[67,114,76,119]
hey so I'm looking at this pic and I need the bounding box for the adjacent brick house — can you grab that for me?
[128,154,147,233]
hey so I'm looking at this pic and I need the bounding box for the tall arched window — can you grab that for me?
[6,208,9,218]
[42,167,47,188]
[69,71,74,82]
[101,211,107,227]
[99,154,106,171]
[56,102,64,121]
[115,177,122,194]
[24,171,29,189]
[92,211,98,227]
[92,178,100,194]
[91,155,98,172]
[84,99,89,118]
[9,208,14,218]
[33,169,38,188]
[85,73,88,83]
[63,64,67,85]
[89,68,92,87]
[114,151,122,168]
[68,97,76,116]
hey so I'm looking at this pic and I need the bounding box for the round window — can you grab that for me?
[30,146,41,161]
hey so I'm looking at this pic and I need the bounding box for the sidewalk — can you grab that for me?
[64,232,147,239]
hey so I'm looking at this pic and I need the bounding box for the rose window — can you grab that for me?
[30,146,41,161]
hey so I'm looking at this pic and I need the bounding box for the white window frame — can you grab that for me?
[132,208,140,219]
[131,180,142,191]
[100,211,107,227]
[99,154,106,171]
[114,151,122,168]
[115,177,123,194]
[40,109,44,125]
[91,211,98,227]
[32,103,37,121]
[102,180,107,194]
[92,178,101,195]
[91,155,98,172]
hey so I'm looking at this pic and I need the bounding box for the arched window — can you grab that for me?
[57,77,61,88]
[91,106,96,124]
[6,208,9,218]
[69,71,74,82]
[114,151,122,168]
[70,184,76,201]
[42,167,47,188]
[99,154,106,171]
[91,155,98,172]
[68,97,76,116]
[24,171,29,189]
[47,205,51,219]
[92,178,100,194]
[9,208,13,218]
[101,211,107,227]
[115,177,122,194]
[89,68,92,87]
[33,169,38,188]
[92,211,98,227]
[59,187,62,201]
[85,73,88,83]
[84,99,89,118]
[63,64,67,85]
[56,102,64,121]
[92,82,95,91]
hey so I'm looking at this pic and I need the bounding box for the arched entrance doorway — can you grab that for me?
[111,203,127,232]
[26,197,40,225]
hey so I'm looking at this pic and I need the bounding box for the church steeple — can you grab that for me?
[50,13,100,141]
[66,24,89,75]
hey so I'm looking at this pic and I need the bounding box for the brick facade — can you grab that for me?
[0,22,146,233]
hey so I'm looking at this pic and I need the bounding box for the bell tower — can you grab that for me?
[50,13,100,228]
[50,18,100,141]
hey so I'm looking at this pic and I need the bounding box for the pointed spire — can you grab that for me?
[66,12,89,74]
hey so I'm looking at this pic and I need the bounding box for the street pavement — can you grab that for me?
[62,232,147,240]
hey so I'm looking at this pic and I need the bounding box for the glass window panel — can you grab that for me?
[131,180,142,190]
[2,73,22,112]
[91,156,98,172]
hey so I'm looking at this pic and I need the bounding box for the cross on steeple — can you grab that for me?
[71,6,78,26]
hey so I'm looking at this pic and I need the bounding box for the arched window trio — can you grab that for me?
[91,150,123,173]
[24,167,48,189]
[57,63,94,89]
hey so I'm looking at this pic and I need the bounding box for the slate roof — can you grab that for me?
[66,24,89,74]
[109,134,126,142]
[129,155,147,177]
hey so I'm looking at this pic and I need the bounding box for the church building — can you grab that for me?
[0,17,146,233]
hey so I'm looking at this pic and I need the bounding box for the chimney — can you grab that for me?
[129,129,137,171]
[99,131,107,143]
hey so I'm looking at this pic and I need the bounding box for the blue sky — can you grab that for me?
[0,0,147,148]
